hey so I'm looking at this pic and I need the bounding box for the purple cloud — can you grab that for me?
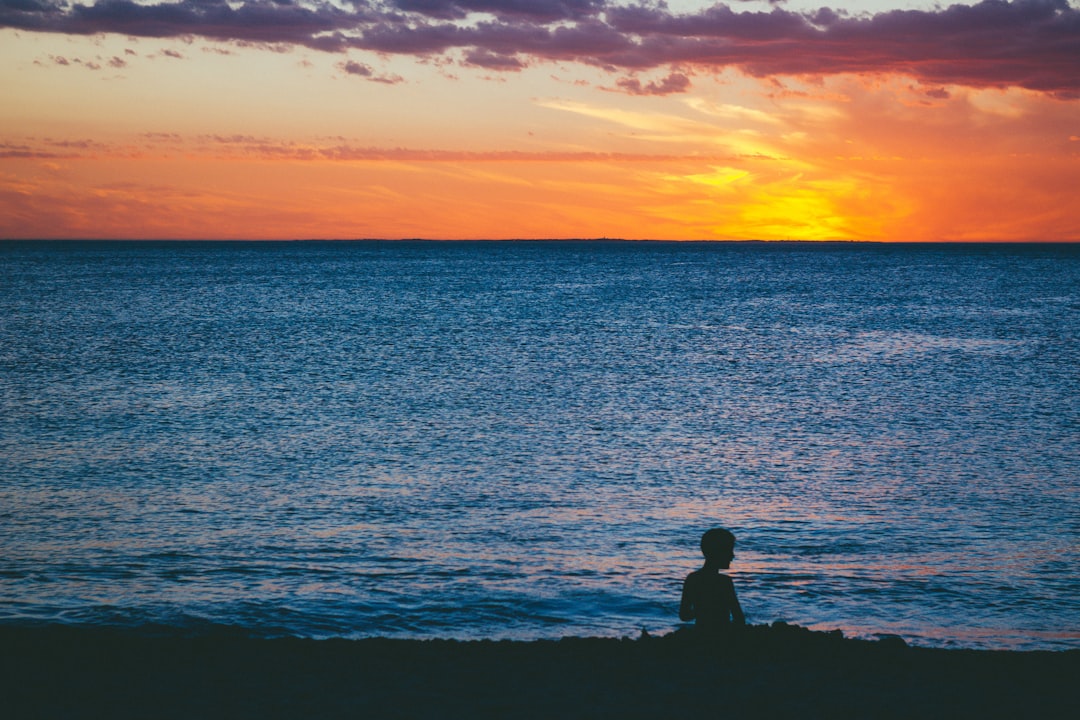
[616,71,691,96]
[339,59,373,76]
[337,58,405,83]
[0,140,69,159]
[464,49,526,71]
[393,0,604,21]
[3,1,1079,95]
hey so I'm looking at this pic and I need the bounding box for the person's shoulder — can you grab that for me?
[684,568,705,584]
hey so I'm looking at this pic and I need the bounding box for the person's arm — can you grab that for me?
[678,575,696,622]
[726,577,745,625]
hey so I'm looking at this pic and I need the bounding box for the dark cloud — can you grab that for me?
[606,2,813,40]
[392,0,604,21]
[616,71,691,96]
[0,141,65,159]
[0,149,65,158]
[0,137,124,157]
[370,72,405,84]
[464,49,526,70]
[141,131,184,143]
[45,137,113,150]
[337,58,405,83]
[3,0,1079,95]
[339,59,373,75]
[0,0,359,45]
[392,0,468,21]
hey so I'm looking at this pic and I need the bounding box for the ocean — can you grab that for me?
[1,240,1077,650]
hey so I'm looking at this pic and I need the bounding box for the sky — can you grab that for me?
[1,0,1078,240]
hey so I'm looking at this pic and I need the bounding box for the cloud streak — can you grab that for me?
[3,132,750,163]
[3,0,1079,94]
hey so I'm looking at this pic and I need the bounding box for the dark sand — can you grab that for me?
[2,623,1076,719]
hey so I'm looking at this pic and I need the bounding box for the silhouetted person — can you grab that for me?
[679,528,745,636]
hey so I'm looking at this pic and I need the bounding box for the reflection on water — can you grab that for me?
[831,330,1021,362]
[0,241,1077,650]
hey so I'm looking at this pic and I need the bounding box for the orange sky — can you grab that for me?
[2,1,1078,240]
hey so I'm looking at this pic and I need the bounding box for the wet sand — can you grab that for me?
[2,623,1076,719]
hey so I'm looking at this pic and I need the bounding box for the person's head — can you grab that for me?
[700,528,736,568]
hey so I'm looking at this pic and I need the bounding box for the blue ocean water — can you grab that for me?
[1,240,1077,650]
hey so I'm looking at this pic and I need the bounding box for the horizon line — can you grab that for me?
[4,238,1080,245]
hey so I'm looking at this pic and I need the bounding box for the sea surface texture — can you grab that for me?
[1,241,1077,650]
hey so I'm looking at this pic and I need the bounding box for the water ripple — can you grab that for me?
[1,241,1077,650]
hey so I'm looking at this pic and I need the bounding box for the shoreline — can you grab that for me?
[2,623,1076,718]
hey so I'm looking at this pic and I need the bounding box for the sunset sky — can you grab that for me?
[2,0,1078,240]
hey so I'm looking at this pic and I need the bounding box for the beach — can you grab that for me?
[2,624,1076,719]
